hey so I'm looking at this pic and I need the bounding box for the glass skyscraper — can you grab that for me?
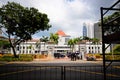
[83,23,87,37]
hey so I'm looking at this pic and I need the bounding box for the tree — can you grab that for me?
[83,36,91,41]
[113,44,120,54]
[50,33,59,44]
[68,38,79,52]
[35,40,41,53]
[40,36,49,51]
[100,11,120,35]
[68,39,74,52]
[91,38,100,45]
[0,2,51,57]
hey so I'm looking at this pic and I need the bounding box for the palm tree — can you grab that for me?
[91,38,100,54]
[40,36,49,51]
[68,39,74,52]
[35,40,41,53]
[91,38,100,45]
[50,33,59,44]
[83,36,90,41]
[82,36,92,43]
[68,38,79,52]
[82,36,92,53]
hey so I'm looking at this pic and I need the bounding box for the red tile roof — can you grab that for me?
[56,30,67,36]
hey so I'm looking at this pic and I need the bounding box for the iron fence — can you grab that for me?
[0,65,120,80]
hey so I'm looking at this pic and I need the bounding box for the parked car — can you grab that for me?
[54,53,65,58]
[86,55,96,61]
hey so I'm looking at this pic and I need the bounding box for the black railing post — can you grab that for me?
[101,7,106,80]
[61,66,65,80]
[64,66,66,80]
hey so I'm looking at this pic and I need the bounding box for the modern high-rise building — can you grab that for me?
[83,23,87,37]
[93,22,102,41]
[87,23,94,38]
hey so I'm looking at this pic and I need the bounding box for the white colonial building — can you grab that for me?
[11,30,110,57]
[75,42,110,54]
[15,39,40,54]
[14,30,71,55]
[53,30,71,54]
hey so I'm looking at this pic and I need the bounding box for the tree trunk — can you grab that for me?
[8,34,18,58]
[11,43,18,58]
[44,42,45,51]
[72,45,74,52]
[40,42,41,53]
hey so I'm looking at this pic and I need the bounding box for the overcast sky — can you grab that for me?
[0,0,116,38]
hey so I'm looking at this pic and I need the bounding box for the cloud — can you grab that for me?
[0,0,116,38]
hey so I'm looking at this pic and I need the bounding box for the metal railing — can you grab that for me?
[0,66,120,80]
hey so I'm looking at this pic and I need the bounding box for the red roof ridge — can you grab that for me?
[56,30,67,36]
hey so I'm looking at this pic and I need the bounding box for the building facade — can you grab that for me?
[14,30,71,55]
[93,22,102,41]
[15,39,40,54]
[11,30,110,57]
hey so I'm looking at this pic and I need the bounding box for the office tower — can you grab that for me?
[94,22,102,41]
[83,23,87,37]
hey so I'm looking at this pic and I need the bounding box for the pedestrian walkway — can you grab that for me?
[0,56,103,64]
[32,57,103,64]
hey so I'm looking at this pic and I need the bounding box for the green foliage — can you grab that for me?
[50,33,59,44]
[0,54,33,61]
[83,36,91,41]
[94,54,102,58]
[100,11,120,33]
[91,38,100,44]
[86,53,102,58]
[40,36,49,51]
[103,12,120,25]
[113,44,120,53]
[105,44,120,60]
[68,38,79,52]
[0,40,10,49]
[40,36,49,42]
[0,2,51,57]
[105,55,120,60]
[0,2,51,39]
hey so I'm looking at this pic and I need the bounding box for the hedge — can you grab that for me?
[105,55,120,60]
[0,54,33,62]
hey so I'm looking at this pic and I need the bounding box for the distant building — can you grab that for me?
[54,30,71,54]
[87,23,94,38]
[15,30,71,55]
[15,39,40,54]
[93,22,102,41]
[11,29,110,59]
[75,41,110,53]
[83,23,87,37]
[56,30,70,45]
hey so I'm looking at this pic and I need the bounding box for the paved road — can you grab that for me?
[0,60,120,80]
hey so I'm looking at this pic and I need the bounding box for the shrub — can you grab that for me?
[1,56,13,62]
[0,54,33,61]
[0,54,3,57]
[105,55,120,60]
[33,54,46,59]
[86,53,102,58]
[2,53,12,57]
[19,58,33,61]
[18,54,33,61]
[94,54,102,58]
